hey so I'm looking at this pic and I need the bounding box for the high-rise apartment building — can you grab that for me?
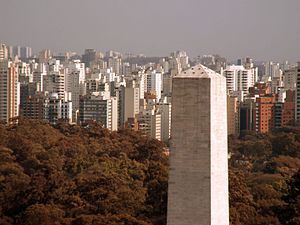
[254,95,276,133]
[227,95,240,136]
[65,60,86,119]
[21,93,45,120]
[157,101,171,143]
[0,59,20,122]
[12,46,21,58]
[44,93,72,124]
[167,64,229,225]
[118,85,140,127]
[222,65,257,98]
[108,57,122,75]
[283,67,297,91]
[162,73,172,97]
[138,108,161,141]
[146,70,162,102]
[0,44,8,60]
[43,70,65,99]
[265,61,282,78]
[295,62,300,123]
[82,49,97,68]
[281,90,295,126]
[240,98,256,132]
[20,46,32,60]
[38,49,52,62]
[79,94,118,131]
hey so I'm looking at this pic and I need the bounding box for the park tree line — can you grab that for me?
[1,120,300,224]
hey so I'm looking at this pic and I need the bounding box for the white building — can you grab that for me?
[146,70,162,102]
[44,93,72,124]
[222,65,257,97]
[17,61,32,83]
[136,71,145,99]
[65,70,80,120]
[64,60,86,117]
[0,44,8,60]
[67,60,85,83]
[33,63,48,92]
[138,108,161,141]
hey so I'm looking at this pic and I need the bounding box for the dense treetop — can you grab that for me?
[0,119,168,225]
[229,128,300,225]
[1,120,300,225]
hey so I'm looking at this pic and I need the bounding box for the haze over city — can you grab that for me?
[1,0,300,62]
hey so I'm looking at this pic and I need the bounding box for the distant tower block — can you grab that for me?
[167,64,229,225]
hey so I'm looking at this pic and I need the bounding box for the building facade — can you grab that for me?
[0,59,20,122]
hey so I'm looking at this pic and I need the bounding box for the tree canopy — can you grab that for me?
[2,120,300,224]
[0,120,168,225]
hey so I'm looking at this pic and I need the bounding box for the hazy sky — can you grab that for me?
[1,0,300,62]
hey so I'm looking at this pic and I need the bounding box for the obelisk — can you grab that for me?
[167,64,229,225]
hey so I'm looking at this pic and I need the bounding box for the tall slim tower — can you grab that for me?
[295,62,300,123]
[0,59,20,123]
[167,64,229,225]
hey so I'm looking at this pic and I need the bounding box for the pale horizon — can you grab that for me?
[1,0,300,62]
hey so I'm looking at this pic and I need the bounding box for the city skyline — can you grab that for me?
[1,0,300,62]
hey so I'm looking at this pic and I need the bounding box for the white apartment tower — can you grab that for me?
[167,64,229,225]
[146,70,162,102]
[222,65,257,97]
[0,44,8,60]
[138,108,161,141]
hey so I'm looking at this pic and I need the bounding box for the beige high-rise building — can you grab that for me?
[124,86,140,123]
[0,59,20,123]
[167,64,229,225]
[283,67,297,91]
[157,101,171,143]
[138,108,161,141]
[0,44,8,60]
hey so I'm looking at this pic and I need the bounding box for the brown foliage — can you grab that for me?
[0,120,168,225]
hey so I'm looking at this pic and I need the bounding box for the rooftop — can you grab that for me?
[175,64,224,79]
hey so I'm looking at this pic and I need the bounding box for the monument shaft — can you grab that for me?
[167,65,229,225]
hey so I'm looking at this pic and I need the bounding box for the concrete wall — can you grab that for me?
[167,74,229,225]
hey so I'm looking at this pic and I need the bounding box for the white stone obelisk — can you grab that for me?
[167,64,229,225]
